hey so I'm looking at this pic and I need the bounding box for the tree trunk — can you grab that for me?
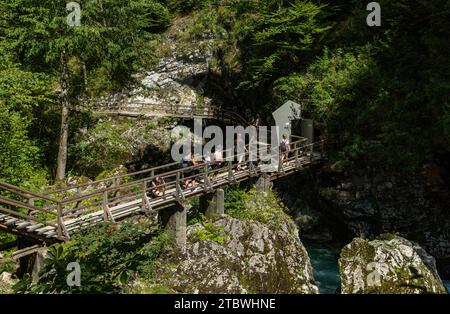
[56,48,70,182]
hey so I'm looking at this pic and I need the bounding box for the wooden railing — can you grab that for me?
[0,182,65,240]
[92,101,215,118]
[0,137,324,242]
[1,96,326,242]
[89,100,251,126]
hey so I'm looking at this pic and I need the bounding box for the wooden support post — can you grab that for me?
[175,171,184,201]
[27,197,35,216]
[57,203,63,239]
[294,143,300,169]
[142,181,153,216]
[204,189,224,219]
[102,191,115,223]
[16,238,34,279]
[32,247,48,284]
[204,163,211,191]
[227,161,235,183]
[159,203,186,248]
[248,160,256,177]
[256,174,272,193]
[278,147,284,174]
[142,181,147,211]
[113,177,121,198]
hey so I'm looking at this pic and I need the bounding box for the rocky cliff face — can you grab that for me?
[155,214,318,294]
[339,235,447,294]
[99,15,214,114]
[321,165,450,278]
[0,254,18,294]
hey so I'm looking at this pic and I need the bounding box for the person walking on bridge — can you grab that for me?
[212,145,224,180]
[182,151,197,189]
[150,176,166,197]
[236,133,246,171]
[280,133,291,162]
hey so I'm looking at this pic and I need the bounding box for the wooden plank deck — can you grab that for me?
[0,150,322,242]
[0,102,325,243]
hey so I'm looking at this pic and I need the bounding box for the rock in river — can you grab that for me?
[339,235,447,294]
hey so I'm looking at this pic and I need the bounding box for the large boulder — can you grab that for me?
[97,15,215,117]
[319,166,450,278]
[0,272,16,294]
[339,235,448,294]
[155,215,318,294]
[0,255,18,294]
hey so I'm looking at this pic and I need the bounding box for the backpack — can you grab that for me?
[280,139,288,152]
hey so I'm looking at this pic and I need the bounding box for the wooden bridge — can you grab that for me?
[0,102,325,250]
[89,100,250,126]
[0,139,324,244]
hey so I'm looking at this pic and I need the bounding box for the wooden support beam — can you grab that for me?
[159,203,186,248]
[0,240,18,251]
[12,244,42,261]
[102,191,115,223]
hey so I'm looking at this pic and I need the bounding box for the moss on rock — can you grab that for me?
[155,189,318,294]
[339,236,447,294]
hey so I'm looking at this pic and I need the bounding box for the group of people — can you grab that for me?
[181,146,224,189]
[148,132,291,198]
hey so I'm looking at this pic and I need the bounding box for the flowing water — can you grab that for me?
[305,243,342,294]
[306,243,450,294]
[444,281,450,293]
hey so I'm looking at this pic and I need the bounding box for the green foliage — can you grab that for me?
[0,0,174,185]
[0,258,16,274]
[0,233,16,247]
[14,222,171,294]
[0,50,55,186]
[225,187,290,228]
[193,221,226,246]
[0,67,55,118]
[187,197,205,225]
[73,121,134,176]
[168,0,216,14]
[223,186,248,214]
[0,101,45,186]
[200,0,450,174]
[125,281,175,294]
[1,0,170,93]
[237,1,330,88]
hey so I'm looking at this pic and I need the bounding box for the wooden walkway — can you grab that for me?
[0,139,324,243]
[0,103,325,244]
[90,101,249,125]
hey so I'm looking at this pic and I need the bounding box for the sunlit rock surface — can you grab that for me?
[339,235,447,294]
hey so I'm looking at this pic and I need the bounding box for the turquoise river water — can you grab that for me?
[305,243,450,294]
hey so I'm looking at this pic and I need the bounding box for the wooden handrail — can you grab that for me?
[0,136,325,241]
[0,206,57,228]
[0,181,58,203]
[61,139,308,199]
[0,195,57,215]
[58,138,313,207]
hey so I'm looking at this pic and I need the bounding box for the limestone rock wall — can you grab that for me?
[339,236,447,294]
[155,215,319,294]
